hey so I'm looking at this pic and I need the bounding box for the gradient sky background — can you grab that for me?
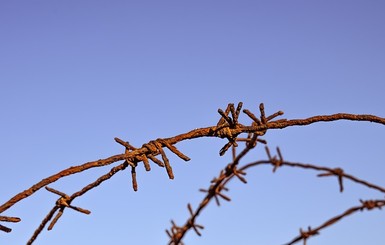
[1,1,385,244]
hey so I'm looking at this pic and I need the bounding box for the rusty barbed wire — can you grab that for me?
[27,161,129,244]
[0,102,384,244]
[167,143,385,244]
[284,199,385,245]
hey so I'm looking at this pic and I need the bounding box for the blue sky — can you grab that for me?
[1,1,384,244]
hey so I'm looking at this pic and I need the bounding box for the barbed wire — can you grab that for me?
[167,142,385,244]
[0,102,384,244]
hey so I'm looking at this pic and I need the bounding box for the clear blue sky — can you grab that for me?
[1,1,385,244]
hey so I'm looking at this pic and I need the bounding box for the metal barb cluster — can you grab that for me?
[265,146,284,172]
[216,102,284,157]
[166,220,185,245]
[45,186,91,231]
[200,181,231,206]
[360,199,385,211]
[298,227,319,245]
[318,168,345,192]
[115,137,190,191]
[186,203,204,236]
[216,102,244,156]
[165,203,205,244]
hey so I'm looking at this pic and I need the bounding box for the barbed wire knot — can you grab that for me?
[360,199,383,210]
[318,168,345,192]
[265,146,284,172]
[299,226,319,244]
[45,187,91,230]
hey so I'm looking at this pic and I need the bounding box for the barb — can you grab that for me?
[0,216,21,233]
[243,109,261,126]
[160,139,191,161]
[153,140,174,179]
[259,103,267,124]
[217,103,234,126]
[131,166,138,191]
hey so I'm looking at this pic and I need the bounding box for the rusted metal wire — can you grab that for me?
[0,102,384,244]
[168,144,385,244]
[284,199,385,245]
